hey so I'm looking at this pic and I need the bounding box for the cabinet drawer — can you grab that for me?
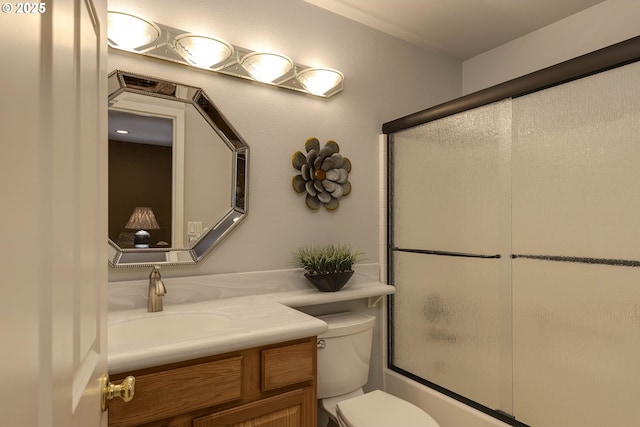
[261,341,314,392]
[109,356,242,427]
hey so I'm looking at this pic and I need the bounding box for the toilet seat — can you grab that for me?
[336,390,439,427]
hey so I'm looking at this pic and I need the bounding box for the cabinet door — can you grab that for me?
[193,388,314,427]
[109,357,242,427]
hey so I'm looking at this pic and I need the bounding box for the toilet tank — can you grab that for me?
[316,312,376,399]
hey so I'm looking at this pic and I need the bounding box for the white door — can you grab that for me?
[0,0,108,426]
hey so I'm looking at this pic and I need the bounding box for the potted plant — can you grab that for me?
[294,244,362,292]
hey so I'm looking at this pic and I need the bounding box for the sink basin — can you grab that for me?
[109,312,233,347]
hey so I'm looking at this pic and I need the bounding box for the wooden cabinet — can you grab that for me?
[108,337,317,427]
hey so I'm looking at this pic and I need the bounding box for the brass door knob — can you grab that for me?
[101,375,135,411]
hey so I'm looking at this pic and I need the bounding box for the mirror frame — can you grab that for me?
[107,70,249,267]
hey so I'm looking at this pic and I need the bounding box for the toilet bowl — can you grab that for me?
[317,312,440,427]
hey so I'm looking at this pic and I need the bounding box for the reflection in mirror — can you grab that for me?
[109,110,173,247]
[107,70,249,267]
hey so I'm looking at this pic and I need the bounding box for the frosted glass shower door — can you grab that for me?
[390,100,513,414]
[511,61,640,427]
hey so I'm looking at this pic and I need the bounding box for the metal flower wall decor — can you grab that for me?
[292,137,352,210]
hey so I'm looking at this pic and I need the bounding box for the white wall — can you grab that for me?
[462,0,640,95]
[107,0,460,281]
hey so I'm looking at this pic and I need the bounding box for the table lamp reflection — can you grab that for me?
[125,207,160,248]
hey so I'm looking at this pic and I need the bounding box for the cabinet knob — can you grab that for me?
[101,375,135,411]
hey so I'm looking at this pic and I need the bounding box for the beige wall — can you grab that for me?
[107,0,461,281]
[462,0,640,94]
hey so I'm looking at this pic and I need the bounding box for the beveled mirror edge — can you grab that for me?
[107,70,249,268]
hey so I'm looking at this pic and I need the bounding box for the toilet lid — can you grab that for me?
[336,390,439,427]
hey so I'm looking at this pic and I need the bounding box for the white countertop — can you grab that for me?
[108,264,395,374]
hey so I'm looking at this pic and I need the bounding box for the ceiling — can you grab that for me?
[304,0,605,59]
[108,110,173,147]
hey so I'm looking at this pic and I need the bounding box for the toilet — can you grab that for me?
[317,312,440,427]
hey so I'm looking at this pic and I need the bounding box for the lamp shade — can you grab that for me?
[174,34,234,69]
[125,207,160,230]
[297,68,344,96]
[240,52,293,83]
[107,12,161,51]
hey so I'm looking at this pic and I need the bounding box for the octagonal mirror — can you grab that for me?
[107,70,248,267]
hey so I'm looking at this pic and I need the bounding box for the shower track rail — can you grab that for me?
[511,254,640,267]
[392,248,640,267]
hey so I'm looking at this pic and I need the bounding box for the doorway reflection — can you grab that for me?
[108,110,173,248]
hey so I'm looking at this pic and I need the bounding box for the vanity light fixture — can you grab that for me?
[240,52,293,83]
[107,12,161,52]
[174,34,234,69]
[107,11,344,98]
[115,129,129,134]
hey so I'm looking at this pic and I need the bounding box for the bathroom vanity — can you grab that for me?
[107,297,327,427]
[109,337,317,427]
[107,265,395,427]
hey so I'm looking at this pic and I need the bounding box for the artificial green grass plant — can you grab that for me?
[294,244,362,275]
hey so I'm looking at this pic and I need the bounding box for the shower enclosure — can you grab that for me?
[384,37,640,427]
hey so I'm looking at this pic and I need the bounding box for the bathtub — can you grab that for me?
[384,369,511,427]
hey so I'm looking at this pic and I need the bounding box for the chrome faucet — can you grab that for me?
[148,265,167,312]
